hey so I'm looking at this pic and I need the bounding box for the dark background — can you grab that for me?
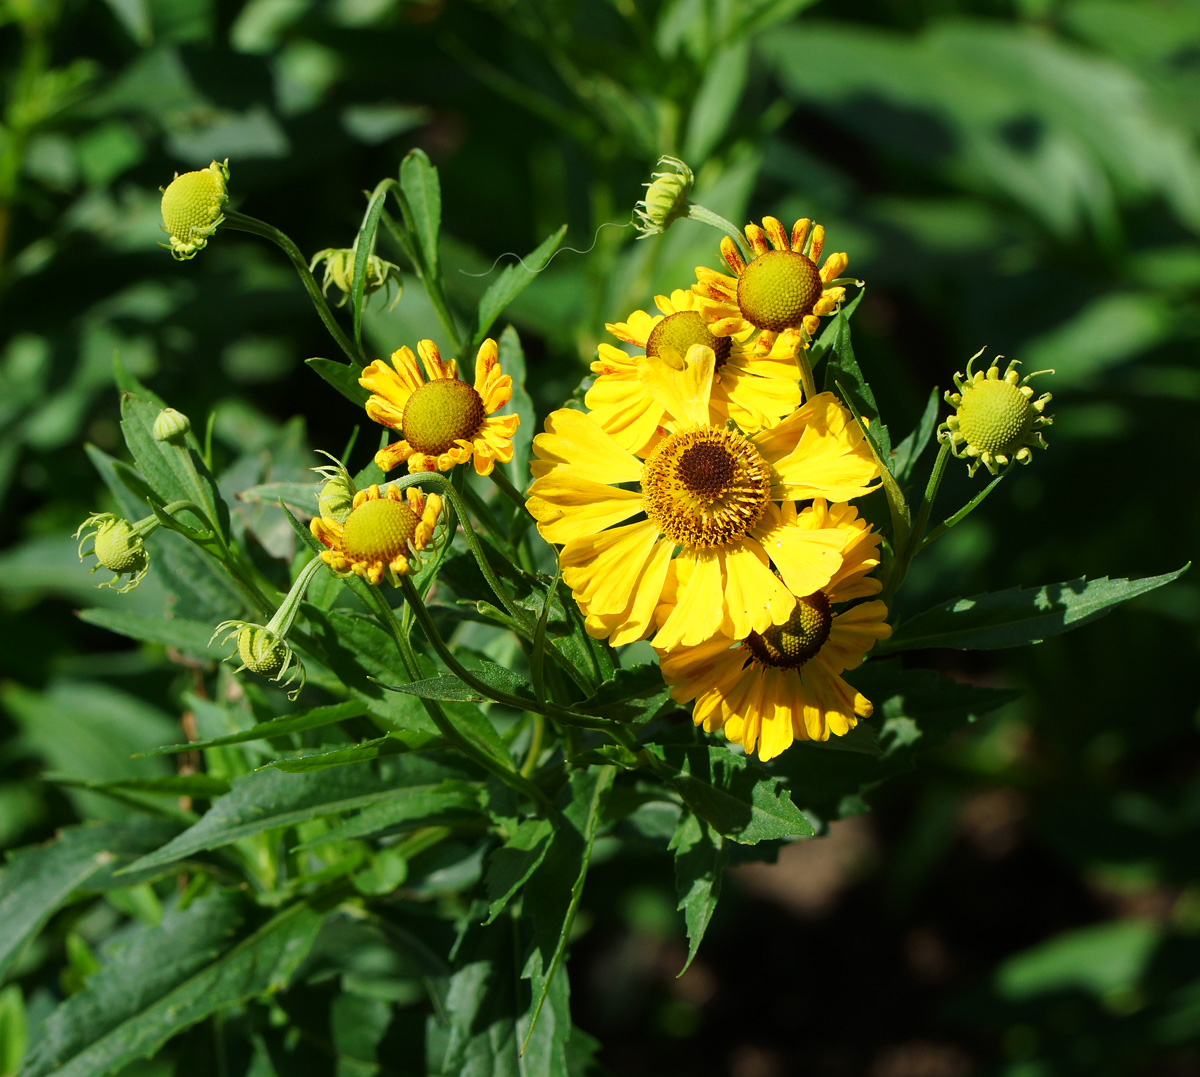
[2,0,1198,1073]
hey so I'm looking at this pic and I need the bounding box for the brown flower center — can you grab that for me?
[744,592,832,668]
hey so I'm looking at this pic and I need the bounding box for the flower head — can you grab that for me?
[692,216,850,356]
[940,349,1053,477]
[152,407,191,444]
[213,620,304,692]
[657,501,890,761]
[309,247,403,310]
[634,155,694,238]
[360,338,519,476]
[527,346,879,650]
[75,513,150,593]
[160,159,229,261]
[311,482,442,586]
[587,289,802,455]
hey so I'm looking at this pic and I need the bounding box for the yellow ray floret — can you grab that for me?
[692,215,851,357]
[310,483,442,586]
[360,338,520,476]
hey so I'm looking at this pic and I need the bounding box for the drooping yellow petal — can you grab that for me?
[756,668,796,762]
[636,344,715,430]
[752,503,845,598]
[652,548,723,650]
[581,536,675,646]
[720,538,795,640]
[560,518,661,615]
[526,473,643,545]
[529,408,644,484]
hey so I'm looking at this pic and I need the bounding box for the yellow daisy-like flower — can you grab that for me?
[310,483,442,586]
[658,501,891,761]
[586,289,803,456]
[360,338,519,476]
[527,345,879,651]
[692,216,850,356]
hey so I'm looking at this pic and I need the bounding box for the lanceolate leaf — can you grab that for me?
[670,812,727,974]
[0,820,182,983]
[18,890,325,1077]
[384,663,535,704]
[880,566,1189,653]
[483,816,554,925]
[399,148,441,276]
[293,779,482,848]
[77,607,229,660]
[139,700,370,757]
[472,226,567,350]
[305,358,371,407]
[890,387,941,484]
[651,744,814,844]
[121,755,471,875]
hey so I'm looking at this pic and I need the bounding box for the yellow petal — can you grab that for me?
[720,538,795,640]
[652,548,723,649]
[526,473,643,545]
[530,408,643,484]
[560,519,661,614]
[636,344,715,429]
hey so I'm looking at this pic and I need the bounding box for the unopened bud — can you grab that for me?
[152,408,191,444]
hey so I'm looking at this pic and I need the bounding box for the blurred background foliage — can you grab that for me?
[1,0,1198,1073]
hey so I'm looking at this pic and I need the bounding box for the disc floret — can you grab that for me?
[311,483,443,586]
[160,159,229,261]
[940,349,1054,477]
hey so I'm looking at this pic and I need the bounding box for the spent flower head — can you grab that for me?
[213,620,305,694]
[75,512,151,593]
[309,247,403,310]
[940,349,1053,477]
[160,159,229,261]
[634,155,694,238]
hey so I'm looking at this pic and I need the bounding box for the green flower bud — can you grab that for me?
[160,159,229,261]
[75,513,150,593]
[939,349,1054,477]
[213,619,305,694]
[152,407,191,444]
[634,155,694,239]
[309,247,403,311]
[314,452,358,525]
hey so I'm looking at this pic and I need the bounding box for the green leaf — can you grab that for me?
[306,358,370,408]
[294,779,481,848]
[120,755,470,874]
[472,226,567,350]
[650,744,814,844]
[819,302,890,459]
[76,607,228,660]
[498,326,535,492]
[48,774,229,798]
[890,387,940,484]
[683,39,749,162]
[669,812,726,974]
[579,664,670,723]
[399,149,441,276]
[881,566,1189,653]
[0,984,27,1073]
[383,663,535,704]
[483,817,554,925]
[18,890,324,1077]
[352,180,392,353]
[0,820,182,984]
[265,731,441,772]
[520,767,615,1050]
[139,700,370,756]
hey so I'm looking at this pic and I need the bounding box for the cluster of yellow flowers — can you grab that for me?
[313,215,894,762]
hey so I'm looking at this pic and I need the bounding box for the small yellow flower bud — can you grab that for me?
[160,159,229,261]
[309,247,403,311]
[75,513,150,593]
[634,155,694,238]
[152,408,191,444]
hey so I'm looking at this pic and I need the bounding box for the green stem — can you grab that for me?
[794,341,817,402]
[365,582,550,808]
[685,203,751,262]
[224,211,363,365]
[520,715,545,778]
[490,467,532,518]
[881,440,951,607]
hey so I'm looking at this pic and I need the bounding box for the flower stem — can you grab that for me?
[489,467,532,518]
[685,203,751,262]
[881,440,951,606]
[224,210,363,365]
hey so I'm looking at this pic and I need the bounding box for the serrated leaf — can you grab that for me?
[651,744,814,844]
[473,226,567,350]
[120,755,470,874]
[881,566,1189,653]
[383,663,535,705]
[18,891,324,1077]
[483,817,554,925]
[265,731,440,772]
[579,664,670,722]
[76,607,228,659]
[306,358,370,407]
[0,819,182,984]
[520,767,614,1049]
[669,813,726,974]
[399,149,441,276]
[139,701,370,757]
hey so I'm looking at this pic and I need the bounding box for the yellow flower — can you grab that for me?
[310,483,442,586]
[526,346,879,650]
[692,216,850,356]
[586,289,803,456]
[360,338,519,477]
[658,501,891,761]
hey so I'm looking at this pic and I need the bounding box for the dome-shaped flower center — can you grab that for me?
[161,170,225,243]
[737,249,822,333]
[642,427,771,548]
[402,378,486,455]
[94,520,146,573]
[646,311,732,372]
[341,497,420,564]
[956,379,1035,456]
[745,592,832,668]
